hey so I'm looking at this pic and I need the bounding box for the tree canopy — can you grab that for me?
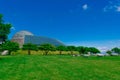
[0,14,12,43]
[77,46,87,54]
[111,47,120,54]
[106,50,112,55]
[76,46,100,54]
[56,45,67,55]
[89,47,100,54]
[22,43,38,55]
[67,46,77,55]
[1,41,19,55]
[39,44,56,55]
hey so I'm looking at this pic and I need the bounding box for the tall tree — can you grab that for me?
[56,45,67,55]
[0,14,12,43]
[1,41,19,55]
[39,44,56,55]
[22,43,38,55]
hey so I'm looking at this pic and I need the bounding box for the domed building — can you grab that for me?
[11,30,65,47]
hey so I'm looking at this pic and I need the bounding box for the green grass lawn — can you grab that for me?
[0,55,120,80]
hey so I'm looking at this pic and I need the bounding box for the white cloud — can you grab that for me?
[97,47,109,52]
[11,27,16,30]
[116,6,120,12]
[82,4,88,10]
[104,0,120,12]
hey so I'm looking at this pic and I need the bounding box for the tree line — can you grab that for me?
[0,41,101,55]
[106,47,120,55]
[1,41,120,56]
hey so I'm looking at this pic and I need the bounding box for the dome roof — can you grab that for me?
[12,30,34,39]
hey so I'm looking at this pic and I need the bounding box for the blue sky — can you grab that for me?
[1,0,120,51]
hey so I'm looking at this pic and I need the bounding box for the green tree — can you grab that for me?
[111,47,120,54]
[22,43,38,55]
[89,47,100,54]
[67,46,76,55]
[106,50,112,55]
[39,44,56,55]
[1,41,19,55]
[56,45,67,55]
[77,46,91,54]
[77,46,86,54]
[84,47,90,54]
[0,14,12,43]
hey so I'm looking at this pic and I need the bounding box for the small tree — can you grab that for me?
[111,47,120,54]
[106,50,112,55]
[22,43,38,55]
[67,46,76,55]
[77,46,91,54]
[56,45,67,55]
[1,41,19,55]
[39,44,56,55]
[89,47,100,54]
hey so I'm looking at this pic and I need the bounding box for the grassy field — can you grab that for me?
[0,55,120,80]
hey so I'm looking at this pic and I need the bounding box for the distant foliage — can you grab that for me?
[67,46,77,55]
[1,41,19,55]
[76,46,100,54]
[77,46,88,54]
[89,47,100,54]
[56,45,67,55]
[106,50,112,55]
[111,47,120,54]
[39,44,56,55]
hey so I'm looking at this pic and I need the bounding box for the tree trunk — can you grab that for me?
[28,49,31,55]
[71,51,73,55]
[45,50,49,55]
[59,51,62,55]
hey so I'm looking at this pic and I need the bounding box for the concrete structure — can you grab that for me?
[11,30,65,47]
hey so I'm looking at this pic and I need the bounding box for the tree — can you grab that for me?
[56,45,67,55]
[22,43,38,55]
[1,41,19,55]
[39,44,56,55]
[77,46,86,54]
[89,47,100,54]
[77,46,91,54]
[111,47,120,54]
[67,46,76,55]
[0,14,12,43]
[106,50,112,55]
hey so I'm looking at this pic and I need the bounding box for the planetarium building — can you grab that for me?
[11,30,65,47]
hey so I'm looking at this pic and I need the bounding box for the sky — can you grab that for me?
[0,0,120,51]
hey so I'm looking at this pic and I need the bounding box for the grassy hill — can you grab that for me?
[0,55,120,80]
